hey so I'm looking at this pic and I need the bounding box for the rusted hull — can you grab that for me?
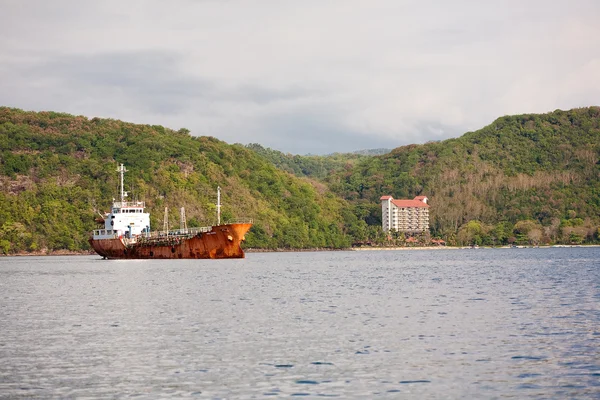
[89,223,252,259]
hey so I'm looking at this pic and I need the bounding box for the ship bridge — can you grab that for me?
[105,200,150,236]
[93,165,151,240]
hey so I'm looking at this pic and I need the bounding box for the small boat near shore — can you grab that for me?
[89,164,252,259]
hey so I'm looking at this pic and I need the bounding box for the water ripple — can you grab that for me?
[0,248,598,398]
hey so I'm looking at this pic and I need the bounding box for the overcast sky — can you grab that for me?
[1,1,599,154]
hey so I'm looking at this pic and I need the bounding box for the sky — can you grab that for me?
[1,1,599,155]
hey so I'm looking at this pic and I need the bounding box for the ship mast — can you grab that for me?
[180,207,187,234]
[163,207,169,233]
[217,186,221,225]
[117,163,128,204]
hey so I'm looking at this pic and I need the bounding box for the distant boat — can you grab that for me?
[89,164,252,259]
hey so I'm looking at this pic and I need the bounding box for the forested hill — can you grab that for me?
[244,143,370,179]
[1,106,599,254]
[0,107,360,254]
[327,107,600,245]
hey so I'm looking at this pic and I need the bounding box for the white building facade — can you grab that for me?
[381,195,429,233]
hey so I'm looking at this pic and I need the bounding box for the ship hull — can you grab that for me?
[89,223,252,259]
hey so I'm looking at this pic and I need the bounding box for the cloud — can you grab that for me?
[1,0,599,154]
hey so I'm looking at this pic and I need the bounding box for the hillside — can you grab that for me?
[1,106,599,254]
[0,107,360,254]
[244,143,370,179]
[327,107,600,245]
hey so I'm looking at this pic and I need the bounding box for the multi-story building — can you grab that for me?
[380,195,429,233]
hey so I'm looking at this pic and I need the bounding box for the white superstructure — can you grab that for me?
[93,164,150,239]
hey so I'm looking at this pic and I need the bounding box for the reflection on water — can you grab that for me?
[0,248,599,398]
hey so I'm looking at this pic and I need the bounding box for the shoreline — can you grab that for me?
[350,244,600,251]
[1,250,95,257]
[3,244,599,257]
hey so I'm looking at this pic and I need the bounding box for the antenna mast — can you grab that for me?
[117,164,128,204]
[163,207,169,233]
[217,186,221,225]
[180,207,187,234]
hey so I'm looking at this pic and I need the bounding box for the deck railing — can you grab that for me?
[93,219,253,242]
[112,201,146,208]
[146,226,214,239]
[222,218,254,225]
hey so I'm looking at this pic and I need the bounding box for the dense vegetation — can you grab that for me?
[244,143,374,180]
[324,107,600,246]
[1,106,599,254]
[0,107,358,254]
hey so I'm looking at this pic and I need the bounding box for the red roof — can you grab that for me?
[392,199,429,208]
[381,195,429,207]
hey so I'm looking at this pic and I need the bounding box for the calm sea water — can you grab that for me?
[0,248,599,399]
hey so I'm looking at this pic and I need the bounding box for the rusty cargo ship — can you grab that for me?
[89,164,252,259]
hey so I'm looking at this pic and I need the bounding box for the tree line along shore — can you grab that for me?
[1,106,599,255]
